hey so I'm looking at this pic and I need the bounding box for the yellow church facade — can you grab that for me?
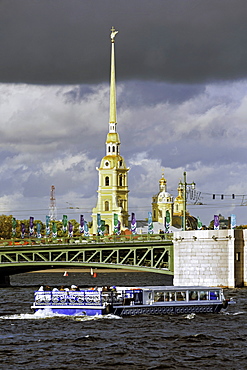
[152,173,186,228]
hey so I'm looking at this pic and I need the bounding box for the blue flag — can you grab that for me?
[214,215,219,230]
[131,213,136,234]
[46,216,50,236]
[231,214,236,229]
[148,212,153,234]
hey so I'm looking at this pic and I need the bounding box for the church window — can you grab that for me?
[105,201,109,211]
[108,146,111,152]
[112,146,115,152]
[119,160,122,167]
[119,174,123,186]
[105,176,109,186]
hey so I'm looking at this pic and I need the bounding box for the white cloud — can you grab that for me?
[1,80,247,226]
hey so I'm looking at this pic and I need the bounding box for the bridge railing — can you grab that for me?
[0,233,173,247]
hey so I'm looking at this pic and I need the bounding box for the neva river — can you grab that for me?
[0,271,246,370]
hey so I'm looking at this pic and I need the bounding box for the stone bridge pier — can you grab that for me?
[173,229,247,288]
[0,274,10,287]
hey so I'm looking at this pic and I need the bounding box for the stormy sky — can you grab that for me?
[1,0,247,226]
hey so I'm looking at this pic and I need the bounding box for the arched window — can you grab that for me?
[105,176,109,186]
[105,201,109,211]
[112,146,115,152]
[119,174,123,186]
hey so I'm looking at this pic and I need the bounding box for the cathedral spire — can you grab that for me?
[109,26,118,132]
[92,27,129,235]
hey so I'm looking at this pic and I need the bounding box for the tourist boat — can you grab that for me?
[31,285,233,316]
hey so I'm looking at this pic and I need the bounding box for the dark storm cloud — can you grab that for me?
[117,81,204,107]
[1,0,247,84]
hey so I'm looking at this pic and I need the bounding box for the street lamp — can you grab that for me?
[182,171,195,231]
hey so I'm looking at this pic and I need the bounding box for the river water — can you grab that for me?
[0,271,246,370]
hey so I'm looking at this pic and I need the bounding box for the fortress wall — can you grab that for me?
[243,229,247,286]
[173,229,242,288]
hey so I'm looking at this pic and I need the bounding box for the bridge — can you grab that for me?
[0,234,174,286]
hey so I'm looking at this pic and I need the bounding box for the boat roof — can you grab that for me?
[116,286,223,291]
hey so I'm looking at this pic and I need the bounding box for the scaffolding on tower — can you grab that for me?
[49,185,57,221]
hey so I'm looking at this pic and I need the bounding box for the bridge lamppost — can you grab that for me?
[182,171,196,231]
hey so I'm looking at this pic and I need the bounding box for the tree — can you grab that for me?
[0,215,13,239]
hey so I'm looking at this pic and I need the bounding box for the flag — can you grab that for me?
[197,216,203,230]
[79,215,84,234]
[52,221,57,238]
[97,213,103,236]
[68,222,73,237]
[37,222,41,238]
[21,223,25,238]
[12,217,16,237]
[62,215,68,233]
[131,213,136,234]
[117,220,121,235]
[29,217,34,236]
[148,212,154,234]
[114,214,119,234]
[46,216,50,236]
[84,220,89,237]
[101,220,105,236]
[231,214,236,229]
[214,215,219,230]
[165,210,170,233]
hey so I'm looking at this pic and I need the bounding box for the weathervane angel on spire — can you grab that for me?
[110,26,118,42]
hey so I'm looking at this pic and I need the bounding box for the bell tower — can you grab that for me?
[91,27,129,235]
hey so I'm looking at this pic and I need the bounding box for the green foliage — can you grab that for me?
[0,215,13,239]
[208,220,214,229]
[0,215,82,239]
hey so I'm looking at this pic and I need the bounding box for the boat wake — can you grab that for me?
[0,308,122,321]
[184,313,196,320]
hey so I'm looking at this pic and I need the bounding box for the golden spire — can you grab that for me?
[109,26,118,130]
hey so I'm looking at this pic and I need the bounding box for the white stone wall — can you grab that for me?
[173,229,236,288]
[243,229,247,286]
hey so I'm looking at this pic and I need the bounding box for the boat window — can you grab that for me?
[176,291,186,301]
[189,291,198,301]
[209,291,220,300]
[154,291,164,302]
[164,292,175,301]
[199,291,208,300]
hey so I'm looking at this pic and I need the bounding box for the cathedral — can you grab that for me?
[152,173,184,229]
[152,172,198,230]
[91,27,196,235]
